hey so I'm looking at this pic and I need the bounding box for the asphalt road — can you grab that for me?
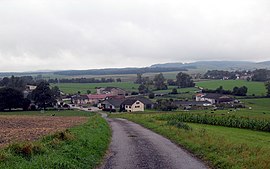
[99,118,208,169]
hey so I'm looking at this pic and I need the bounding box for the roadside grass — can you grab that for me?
[51,82,139,94]
[109,113,270,169]
[196,80,266,96]
[0,115,111,169]
[0,110,94,117]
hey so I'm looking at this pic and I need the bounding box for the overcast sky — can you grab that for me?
[0,0,270,72]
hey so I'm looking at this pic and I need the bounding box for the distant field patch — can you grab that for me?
[196,80,266,96]
[51,82,139,94]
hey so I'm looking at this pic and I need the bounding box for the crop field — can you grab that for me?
[196,80,266,96]
[0,110,94,116]
[110,112,270,168]
[51,82,139,94]
[0,111,111,169]
[0,116,87,147]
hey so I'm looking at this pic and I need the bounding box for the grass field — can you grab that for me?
[0,111,111,169]
[196,80,266,96]
[51,82,140,94]
[110,112,270,168]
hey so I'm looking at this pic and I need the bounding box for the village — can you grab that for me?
[62,86,240,113]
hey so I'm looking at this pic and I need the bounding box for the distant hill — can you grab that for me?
[53,67,188,76]
[257,61,270,66]
[151,61,270,71]
[1,60,270,77]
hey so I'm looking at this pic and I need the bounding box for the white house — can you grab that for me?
[121,99,144,112]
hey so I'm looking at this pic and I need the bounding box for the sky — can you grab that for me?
[0,0,270,72]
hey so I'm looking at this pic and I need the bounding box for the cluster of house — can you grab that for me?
[70,86,239,112]
[71,87,154,112]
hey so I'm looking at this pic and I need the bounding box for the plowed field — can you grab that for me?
[0,116,88,147]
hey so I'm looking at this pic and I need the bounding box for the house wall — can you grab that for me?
[125,101,144,112]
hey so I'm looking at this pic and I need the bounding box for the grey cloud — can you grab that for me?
[0,0,270,71]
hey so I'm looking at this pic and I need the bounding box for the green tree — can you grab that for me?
[176,72,195,88]
[171,88,178,94]
[233,86,248,96]
[153,73,167,90]
[0,88,24,111]
[265,81,270,97]
[87,90,91,94]
[252,69,270,82]
[51,86,61,99]
[31,82,56,110]
[148,93,155,99]
[138,84,149,94]
[135,73,143,84]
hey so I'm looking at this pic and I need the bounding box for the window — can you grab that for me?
[135,106,140,108]
[136,102,140,104]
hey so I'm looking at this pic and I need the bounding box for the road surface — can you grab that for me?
[99,118,208,169]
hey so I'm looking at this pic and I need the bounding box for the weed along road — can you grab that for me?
[100,118,208,169]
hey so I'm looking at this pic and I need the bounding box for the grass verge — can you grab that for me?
[0,115,111,169]
[110,113,270,169]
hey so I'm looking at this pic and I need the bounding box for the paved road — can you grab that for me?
[100,118,208,169]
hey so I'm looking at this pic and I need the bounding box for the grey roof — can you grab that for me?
[103,98,126,108]
[121,99,139,106]
[129,96,153,105]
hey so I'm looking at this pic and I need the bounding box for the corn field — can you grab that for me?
[158,113,270,132]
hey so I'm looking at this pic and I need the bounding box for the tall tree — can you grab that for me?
[252,69,270,82]
[153,73,167,90]
[0,88,24,111]
[135,73,143,84]
[265,81,270,97]
[138,84,149,94]
[31,82,56,110]
[176,72,195,88]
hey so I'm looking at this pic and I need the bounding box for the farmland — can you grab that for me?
[0,116,87,147]
[196,80,266,96]
[0,111,111,169]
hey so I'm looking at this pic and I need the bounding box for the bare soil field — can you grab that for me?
[0,116,88,147]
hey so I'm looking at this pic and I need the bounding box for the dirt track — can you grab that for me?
[0,116,87,147]
[100,118,208,169]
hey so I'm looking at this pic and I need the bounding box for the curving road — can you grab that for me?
[99,118,208,169]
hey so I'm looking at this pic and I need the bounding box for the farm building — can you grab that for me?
[71,95,90,105]
[196,93,235,104]
[121,99,144,112]
[127,96,154,109]
[98,98,126,111]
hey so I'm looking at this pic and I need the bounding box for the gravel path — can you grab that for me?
[99,118,208,169]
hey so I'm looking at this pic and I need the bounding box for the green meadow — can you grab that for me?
[196,80,266,96]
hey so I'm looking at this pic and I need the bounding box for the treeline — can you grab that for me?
[202,86,248,96]
[204,69,270,82]
[0,76,36,91]
[135,72,195,94]
[53,67,187,76]
[48,77,121,83]
[0,82,60,111]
